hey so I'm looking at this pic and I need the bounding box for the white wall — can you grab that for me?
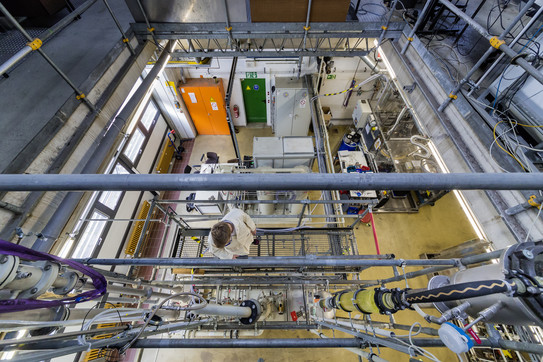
[179,57,318,126]
[318,57,378,121]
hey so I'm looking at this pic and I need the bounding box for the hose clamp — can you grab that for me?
[528,195,541,208]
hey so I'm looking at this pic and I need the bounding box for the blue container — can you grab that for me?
[338,136,358,151]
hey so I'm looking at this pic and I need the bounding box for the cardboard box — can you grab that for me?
[250,0,350,22]
[322,106,332,123]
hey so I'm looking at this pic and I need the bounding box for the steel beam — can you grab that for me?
[172,50,370,58]
[131,22,405,39]
[1,173,543,192]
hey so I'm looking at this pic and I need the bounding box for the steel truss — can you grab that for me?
[131,21,405,58]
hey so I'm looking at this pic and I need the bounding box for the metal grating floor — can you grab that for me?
[0,28,47,64]
[173,229,358,259]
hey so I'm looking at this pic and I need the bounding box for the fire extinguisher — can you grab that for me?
[232,104,240,118]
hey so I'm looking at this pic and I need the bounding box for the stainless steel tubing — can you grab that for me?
[74,256,457,268]
[439,0,543,86]
[31,40,174,252]
[196,303,252,318]
[3,173,543,192]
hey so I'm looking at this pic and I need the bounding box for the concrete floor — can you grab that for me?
[146,126,478,361]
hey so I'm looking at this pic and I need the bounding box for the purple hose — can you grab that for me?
[0,239,106,312]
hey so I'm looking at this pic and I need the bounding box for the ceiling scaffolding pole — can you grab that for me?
[102,0,135,55]
[469,5,543,96]
[0,3,96,111]
[438,0,543,88]
[438,0,536,111]
[401,0,437,54]
[31,40,175,253]
[0,0,97,76]
[73,257,457,267]
[1,173,542,192]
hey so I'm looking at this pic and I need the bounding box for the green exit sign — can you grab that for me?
[246,72,258,78]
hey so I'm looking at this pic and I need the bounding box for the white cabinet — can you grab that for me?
[253,136,314,168]
[273,77,311,136]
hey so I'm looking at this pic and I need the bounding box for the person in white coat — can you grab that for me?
[208,208,258,259]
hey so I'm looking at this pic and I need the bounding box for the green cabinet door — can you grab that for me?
[241,78,266,123]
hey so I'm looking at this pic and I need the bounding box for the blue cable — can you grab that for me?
[492,23,543,110]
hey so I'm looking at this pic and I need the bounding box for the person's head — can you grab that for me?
[211,221,232,248]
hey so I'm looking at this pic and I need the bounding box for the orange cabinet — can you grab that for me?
[178,78,230,135]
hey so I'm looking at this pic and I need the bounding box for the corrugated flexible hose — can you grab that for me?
[405,279,515,305]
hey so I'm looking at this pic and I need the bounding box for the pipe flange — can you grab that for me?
[18,261,59,299]
[52,271,78,295]
[0,255,19,289]
[239,299,261,325]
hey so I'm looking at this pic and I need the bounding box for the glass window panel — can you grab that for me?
[98,164,129,210]
[140,101,158,131]
[123,128,145,163]
[71,211,108,258]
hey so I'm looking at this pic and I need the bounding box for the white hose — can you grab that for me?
[409,135,431,159]
[386,106,409,137]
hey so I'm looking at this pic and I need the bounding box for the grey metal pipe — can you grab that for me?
[3,173,543,193]
[196,303,252,318]
[74,256,457,268]
[376,0,400,49]
[32,40,174,252]
[102,0,135,55]
[401,0,434,54]
[0,0,97,76]
[459,248,503,265]
[470,5,543,95]
[438,0,543,87]
[156,199,375,205]
[0,3,96,111]
[134,0,160,47]
[0,46,32,76]
[131,338,362,349]
[438,0,536,111]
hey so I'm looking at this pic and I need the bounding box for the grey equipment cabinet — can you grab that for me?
[273,77,311,136]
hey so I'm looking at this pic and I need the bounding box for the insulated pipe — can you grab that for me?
[196,303,252,318]
[438,0,537,111]
[31,40,175,253]
[470,5,543,95]
[404,279,515,304]
[438,0,543,87]
[73,256,457,268]
[3,173,543,193]
[401,0,434,54]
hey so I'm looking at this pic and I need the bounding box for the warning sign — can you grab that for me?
[210,97,215,102]
[246,85,251,91]
[211,102,218,111]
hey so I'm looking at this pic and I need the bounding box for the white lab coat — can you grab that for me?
[208,209,256,259]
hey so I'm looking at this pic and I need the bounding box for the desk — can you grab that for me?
[337,150,377,199]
